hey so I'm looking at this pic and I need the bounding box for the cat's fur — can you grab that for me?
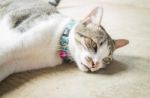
[0,0,129,81]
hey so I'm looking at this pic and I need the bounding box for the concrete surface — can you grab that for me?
[0,0,150,98]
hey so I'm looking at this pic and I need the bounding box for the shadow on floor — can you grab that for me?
[96,60,128,75]
[0,62,75,96]
[0,55,149,96]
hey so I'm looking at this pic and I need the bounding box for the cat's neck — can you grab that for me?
[50,14,79,62]
[55,14,79,62]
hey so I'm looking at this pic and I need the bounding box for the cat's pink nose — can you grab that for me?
[91,61,99,68]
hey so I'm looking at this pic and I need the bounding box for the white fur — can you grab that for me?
[0,14,72,81]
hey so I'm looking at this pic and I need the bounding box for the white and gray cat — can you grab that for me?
[0,0,129,81]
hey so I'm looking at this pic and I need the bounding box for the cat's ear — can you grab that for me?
[114,39,129,49]
[82,7,103,26]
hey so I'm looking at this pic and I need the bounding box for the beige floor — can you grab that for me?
[0,0,150,98]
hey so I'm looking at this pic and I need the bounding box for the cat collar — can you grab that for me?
[59,20,75,63]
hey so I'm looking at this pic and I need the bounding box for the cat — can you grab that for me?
[0,0,129,81]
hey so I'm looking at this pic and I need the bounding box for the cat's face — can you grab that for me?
[74,23,115,72]
[72,7,129,72]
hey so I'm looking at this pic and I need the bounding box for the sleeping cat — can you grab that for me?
[0,0,129,81]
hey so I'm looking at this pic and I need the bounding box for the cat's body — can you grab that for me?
[0,0,129,81]
[0,0,69,81]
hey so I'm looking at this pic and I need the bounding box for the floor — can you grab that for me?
[0,0,150,98]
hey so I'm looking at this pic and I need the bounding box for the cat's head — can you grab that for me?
[72,7,129,72]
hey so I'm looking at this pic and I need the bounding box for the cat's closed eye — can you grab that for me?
[99,39,106,46]
[100,42,103,46]
[103,56,112,64]
[92,43,97,53]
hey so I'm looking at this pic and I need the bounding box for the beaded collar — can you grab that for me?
[59,20,76,62]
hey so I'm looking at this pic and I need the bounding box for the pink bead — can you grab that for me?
[59,51,67,59]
